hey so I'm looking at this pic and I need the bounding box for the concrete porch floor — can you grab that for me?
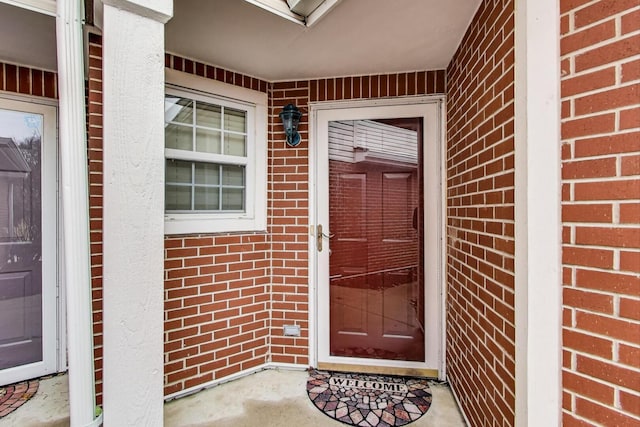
[2,369,466,426]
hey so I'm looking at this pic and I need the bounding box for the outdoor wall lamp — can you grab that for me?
[279,103,303,147]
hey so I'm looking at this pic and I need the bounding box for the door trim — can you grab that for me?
[0,93,60,385]
[309,96,446,380]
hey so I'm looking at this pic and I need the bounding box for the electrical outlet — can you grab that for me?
[283,324,300,336]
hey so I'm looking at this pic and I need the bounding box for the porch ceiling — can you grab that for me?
[166,0,481,81]
[0,2,56,72]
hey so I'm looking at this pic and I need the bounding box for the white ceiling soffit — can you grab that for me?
[165,0,481,82]
[0,2,57,71]
[0,0,56,16]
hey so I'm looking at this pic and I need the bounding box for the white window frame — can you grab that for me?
[164,69,267,234]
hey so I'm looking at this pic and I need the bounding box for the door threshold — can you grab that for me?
[317,362,438,378]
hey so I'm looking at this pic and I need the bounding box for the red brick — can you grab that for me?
[574,85,639,116]
[562,113,616,139]
[562,203,612,223]
[576,268,640,295]
[574,180,639,201]
[575,34,640,72]
[563,246,613,268]
[575,396,640,427]
[622,59,640,83]
[564,328,613,360]
[577,354,640,389]
[619,297,640,321]
[562,157,617,179]
[563,371,615,405]
[575,226,640,248]
[561,67,616,98]
[622,9,640,35]
[619,343,640,369]
[560,0,593,14]
[562,412,594,427]
[564,287,614,313]
[620,390,640,417]
[576,311,640,343]
[620,250,640,273]
[620,107,640,131]
[574,132,640,157]
[574,0,640,29]
[561,20,616,56]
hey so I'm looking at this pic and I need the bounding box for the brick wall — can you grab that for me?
[560,0,640,425]
[86,33,104,404]
[88,40,445,396]
[268,71,445,364]
[161,54,272,395]
[269,81,311,364]
[0,61,57,98]
[445,0,516,425]
[163,66,446,392]
[163,234,271,395]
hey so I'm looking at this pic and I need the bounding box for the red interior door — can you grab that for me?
[328,118,424,362]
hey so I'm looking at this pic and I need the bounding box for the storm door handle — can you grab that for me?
[316,224,335,252]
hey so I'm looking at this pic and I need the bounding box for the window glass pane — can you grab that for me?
[195,187,219,210]
[222,188,244,210]
[166,159,192,184]
[224,108,246,133]
[224,133,246,157]
[166,123,192,151]
[166,185,191,210]
[196,128,221,154]
[165,96,193,124]
[222,165,244,186]
[195,163,219,185]
[196,102,221,128]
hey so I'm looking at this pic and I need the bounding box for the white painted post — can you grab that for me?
[514,0,562,426]
[101,0,172,425]
[56,1,98,426]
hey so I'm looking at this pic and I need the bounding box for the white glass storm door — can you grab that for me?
[314,100,444,378]
[0,97,58,386]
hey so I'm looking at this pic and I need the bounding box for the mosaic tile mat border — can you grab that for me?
[0,379,39,418]
[307,369,432,427]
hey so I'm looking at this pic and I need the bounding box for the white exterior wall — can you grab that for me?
[101,0,172,425]
[514,0,562,425]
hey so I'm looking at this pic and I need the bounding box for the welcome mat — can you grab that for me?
[0,379,39,418]
[306,369,432,427]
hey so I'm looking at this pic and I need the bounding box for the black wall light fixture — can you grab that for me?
[279,103,303,147]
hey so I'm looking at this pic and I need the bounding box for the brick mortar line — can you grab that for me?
[447,91,514,133]
[561,109,637,124]
[563,369,640,397]
[563,177,640,186]
[561,81,640,102]
[447,269,515,298]
[563,284,639,298]
[447,153,515,175]
[563,154,640,164]
[562,384,640,418]
[562,5,640,33]
[561,53,640,78]
[563,324,640,348]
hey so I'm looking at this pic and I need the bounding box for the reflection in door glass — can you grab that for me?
[0,109,43,370]
[328,118,425,362]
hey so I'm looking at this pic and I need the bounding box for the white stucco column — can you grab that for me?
[514,0,561,426]
[101,0,172,425]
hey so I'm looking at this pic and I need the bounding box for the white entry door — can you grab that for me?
[0,97,58,386]
[313,99,444,378]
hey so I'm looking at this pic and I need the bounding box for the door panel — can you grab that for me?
[0,99,57,385]
[328,119,423,362]
[316,101,442,377]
